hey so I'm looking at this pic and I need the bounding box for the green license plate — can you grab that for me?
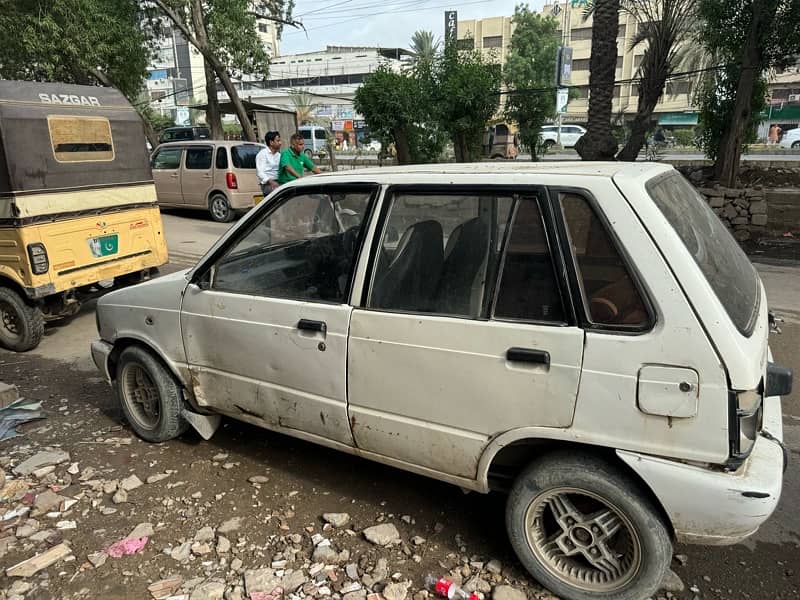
[88,233,119,258]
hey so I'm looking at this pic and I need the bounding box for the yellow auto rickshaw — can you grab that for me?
[0,80,168,351]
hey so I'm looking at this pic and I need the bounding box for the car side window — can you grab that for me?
[560,192,649,328]
[152,147,182,170]
[211,190,372,303]
[367,192,514,318]
[215,147,228,169]
[494,197,565,322]
[185,147,212,170]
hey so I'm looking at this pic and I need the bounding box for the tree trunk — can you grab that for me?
[392,127,412,164]
[575,0,620,161]
[617,72,668,161]
[453,133,470,162]
[714,1,775,187]
[204,58,224,140]
[326,134,338,172]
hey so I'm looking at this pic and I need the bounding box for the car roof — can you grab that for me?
[155,140,266,148]
[306,161,671,182]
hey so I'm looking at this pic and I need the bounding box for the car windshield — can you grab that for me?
[647,172,760,336]
[231,145,261,169]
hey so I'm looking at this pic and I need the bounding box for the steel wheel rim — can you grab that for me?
[120,363,161,430]
[0,300,22,340]
[524,487,642,593]
[211,196,228,220]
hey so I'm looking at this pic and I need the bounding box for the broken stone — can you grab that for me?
[464,577,491,594]
[192,542,212,556]
[249,475,270,484]
[492,586,526,600]
[217,536,231,554]
[346,563,359,580]
[112,488,128,504]
[323,512,351,528]
[675,554,689,567]
[102,480,118,495]
[146,473,171,484]
[190,579,226,600]
[33,490,66,515]
[383,581,412,600]
[120,474,143,491]
[313,545,340,563]
[411,536,426,546]
[195,526,215,543]
[88,551,108,568]
[485,560,502,575]
[212,453,229,461]
[344,591,367,600]
[32,465,56,479]
[171,542,193,562]
[148,575,183,599]
[245,568,283,595]
[8,581,31,596]
[363,523,400,546]
[218,517,242,534]
[128,522,155,540]
[100,507,117,516]
[660,569,685,593]
[13,450,70,476]
[282,569,307,592]
[16,519,40,539]
[231,557,243,572]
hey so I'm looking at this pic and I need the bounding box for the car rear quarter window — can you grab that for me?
[647,171,760,336]
[216,147,229,169]
[231,145,261,169]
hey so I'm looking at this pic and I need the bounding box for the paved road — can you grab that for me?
[3,213,799,598]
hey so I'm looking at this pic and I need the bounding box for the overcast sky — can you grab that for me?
[280,0,547,55]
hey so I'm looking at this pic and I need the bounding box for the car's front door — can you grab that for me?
[347,187,585,479]
[151,146,184,205]
[181,145,214,207]
[181,184,378,445]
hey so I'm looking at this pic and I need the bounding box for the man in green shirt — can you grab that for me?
[277,132,321,184]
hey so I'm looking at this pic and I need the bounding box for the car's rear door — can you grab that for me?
[180,183,378,445]
[181,145,214,208]
[151,146,183,205]
[347,186,585,479]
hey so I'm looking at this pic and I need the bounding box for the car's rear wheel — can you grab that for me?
[0,286,44,352]
[544,139,556,149]
[209,193,234,223]
[792,141,800,149]
[304,148,313,158]
[116,345,188,442]
[506,451,672,600]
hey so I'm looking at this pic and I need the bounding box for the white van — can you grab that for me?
[91,162,790,600]
[298,124,328,156]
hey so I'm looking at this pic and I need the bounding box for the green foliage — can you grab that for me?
[0,0,155,99]
[697,0,800,161]
[139,106,176,132]
[409,30,441,70]
[431,45,501,162]
[503,6,559,160]
[672,128,696,147]
[289,89,319,125]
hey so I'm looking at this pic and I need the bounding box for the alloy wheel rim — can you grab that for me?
[212,197,228,220]
[0,301,21,340]
[524,487,642,593]
[121,363,161,430]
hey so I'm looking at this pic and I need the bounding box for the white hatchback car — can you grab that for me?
[778,127,800,149]
[540,125,587,148]
[92,163,790,600]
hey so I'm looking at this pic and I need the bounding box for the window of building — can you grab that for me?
[483,35,503,48]
[47,116,114,163]
[618,25,626,38]
[613,85,621,99]
[571,27,593,41]
[494,197,565,323]
[185,147,213,170]
[573,58,590,71]
[457,38,475,50]
[560,193,648,328]
[666,80,691,96]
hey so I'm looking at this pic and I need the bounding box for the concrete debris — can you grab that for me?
[411,536,426,546]
[112,488,128,504]
[660,569,686,593]
[363,523,400,546]
[194,526,215,543]
[492,586,527,600]
[120,474,143,491]
[190,579,226,600]
[13,450,70,476]
[485,560,502,575]
[464,577,491,594]
[88,551,108,568]
[383,581,412,600]
[323,512,351,528]
[245,568,283,595]
[147,472,172,484]
[128,522,155,540]
[148,575,183,599]
[171,542,193,562]
[216,535,231,554]
[282,569,307,592]
[248,475,270,484]
[218,517,242,534]
[6,542,72,577]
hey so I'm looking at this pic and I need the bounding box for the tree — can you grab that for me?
[149,0,296,141]
[289,89,319,125]
[615,0,696,161]
[574,0,621,160]
[354,64,426,164]
[431,45,501,162]
[697,0,800,186]
[0,0,154,99]
[409,30,441,69]
[503,7,559,161]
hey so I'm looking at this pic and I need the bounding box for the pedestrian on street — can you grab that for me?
[255,131,282,195]
[769,124,782,145]
[277,132,321,185]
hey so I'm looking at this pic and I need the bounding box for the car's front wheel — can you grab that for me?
[0,286,44,352]
[506,451,672,600]
[116,345,188,442]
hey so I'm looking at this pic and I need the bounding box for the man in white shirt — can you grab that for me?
[255,131,282,195]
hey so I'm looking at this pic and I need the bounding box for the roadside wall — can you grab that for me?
[694,185,767,241]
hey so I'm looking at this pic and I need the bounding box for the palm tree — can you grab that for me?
[574,0,621,160]
[409,30,441,68]
[616,0,696,160]
[288,89,318,125]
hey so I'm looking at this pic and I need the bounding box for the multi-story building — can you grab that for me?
[456,16,514,64]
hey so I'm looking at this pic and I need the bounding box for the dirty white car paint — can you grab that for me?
[92,162,789,600]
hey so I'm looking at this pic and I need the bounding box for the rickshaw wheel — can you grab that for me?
[0,286,45,352]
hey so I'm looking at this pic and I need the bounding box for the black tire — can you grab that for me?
[0,286,44,352]
[544,139,556,149]
[304,148,313,158]
[209,193,234,223]
[115,345,188,442]
[506,451,672,600]
[792,141,800,149]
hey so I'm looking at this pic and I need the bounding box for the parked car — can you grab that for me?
[779,127,800,149]
[158,126,210,144]
[539,124,586,149]
[299,125,329,157]
[150,140,265,222]
[92,163,789,600]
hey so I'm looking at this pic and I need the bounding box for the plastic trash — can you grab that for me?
[105,536,148,558]
[425,575,480,600]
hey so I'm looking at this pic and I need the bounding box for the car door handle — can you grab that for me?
[506,347,550,365]
[170,173,179,178]
[298,319,326,333]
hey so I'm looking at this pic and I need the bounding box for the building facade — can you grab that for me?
[456,16,514,64]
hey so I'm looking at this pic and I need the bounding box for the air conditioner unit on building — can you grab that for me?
[788,93,800,102]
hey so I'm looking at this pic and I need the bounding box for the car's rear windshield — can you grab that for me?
[231,145,261,169]
[647,172,760,336]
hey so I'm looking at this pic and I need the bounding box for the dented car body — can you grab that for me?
[92,163,789,600]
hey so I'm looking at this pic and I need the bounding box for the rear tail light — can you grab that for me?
[27,243,49,275]
[728,389,763,467]
[226,172,238,189]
